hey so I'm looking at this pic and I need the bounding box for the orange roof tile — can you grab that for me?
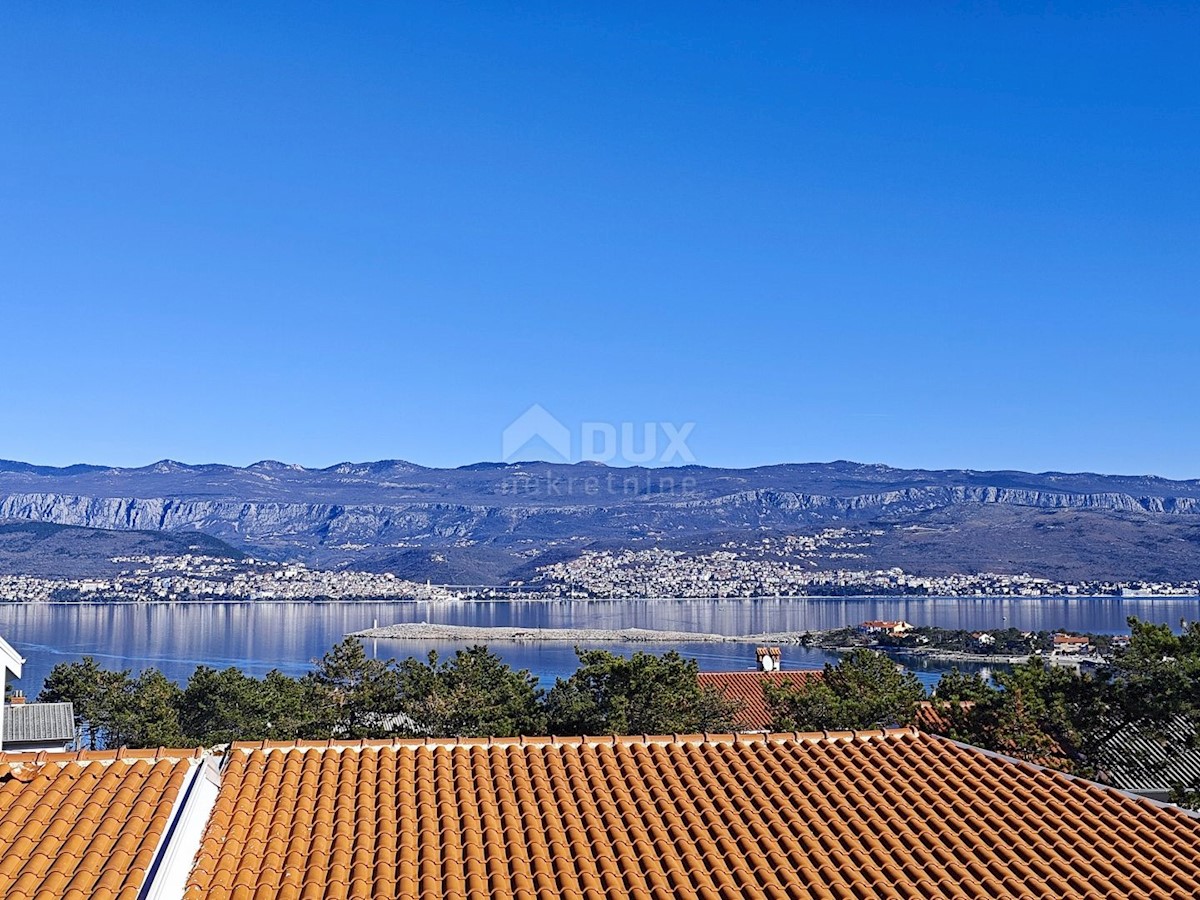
[915,702,1076,771]
[0,748,201,900]
[697,669,822,730]
[185,730,1200,900]
[914,699,967,733]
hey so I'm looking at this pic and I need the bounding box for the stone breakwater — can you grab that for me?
[350,623,810,643]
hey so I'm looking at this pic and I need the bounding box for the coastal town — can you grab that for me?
[0,543,1196,602]
[0,554,458,603]
[530,542,1200,599]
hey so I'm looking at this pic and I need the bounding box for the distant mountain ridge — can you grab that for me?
[0,458,1198,583]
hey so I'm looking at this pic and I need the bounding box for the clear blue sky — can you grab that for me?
[1,4,1196,476]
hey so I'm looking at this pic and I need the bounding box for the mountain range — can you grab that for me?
[1,458,1198,582]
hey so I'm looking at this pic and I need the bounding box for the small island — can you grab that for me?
[352,620,1118,666]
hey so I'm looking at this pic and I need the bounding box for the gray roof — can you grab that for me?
[1098,716,1200,797]
[3,702,76,744]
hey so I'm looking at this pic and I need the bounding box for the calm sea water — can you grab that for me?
[1,595,1197,695]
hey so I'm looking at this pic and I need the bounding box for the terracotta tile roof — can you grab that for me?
[697,669,822,730]
[914,700,966,734]
[186,729,1200,900]
[0,748,201,900]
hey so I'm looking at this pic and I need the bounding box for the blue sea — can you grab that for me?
[1,595,1197,695]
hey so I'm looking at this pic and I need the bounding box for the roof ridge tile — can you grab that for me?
[225,728,924,759]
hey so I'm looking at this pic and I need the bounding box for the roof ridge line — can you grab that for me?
[0,747,205,766]
[229,727,922,754]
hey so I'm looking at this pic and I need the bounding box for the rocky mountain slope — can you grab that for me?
[0,458,1197,582]
[0,520,244,577]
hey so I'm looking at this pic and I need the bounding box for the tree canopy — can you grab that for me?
[396,646,544,737]
[544,649,739,735]
[764,649,925,731]
[40,657,185,749]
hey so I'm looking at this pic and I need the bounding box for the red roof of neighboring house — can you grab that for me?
[915,700,966,733]
[697,670,822,730]
[1054,634,1091,645]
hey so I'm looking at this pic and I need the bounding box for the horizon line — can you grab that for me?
[0,455,1196,483]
